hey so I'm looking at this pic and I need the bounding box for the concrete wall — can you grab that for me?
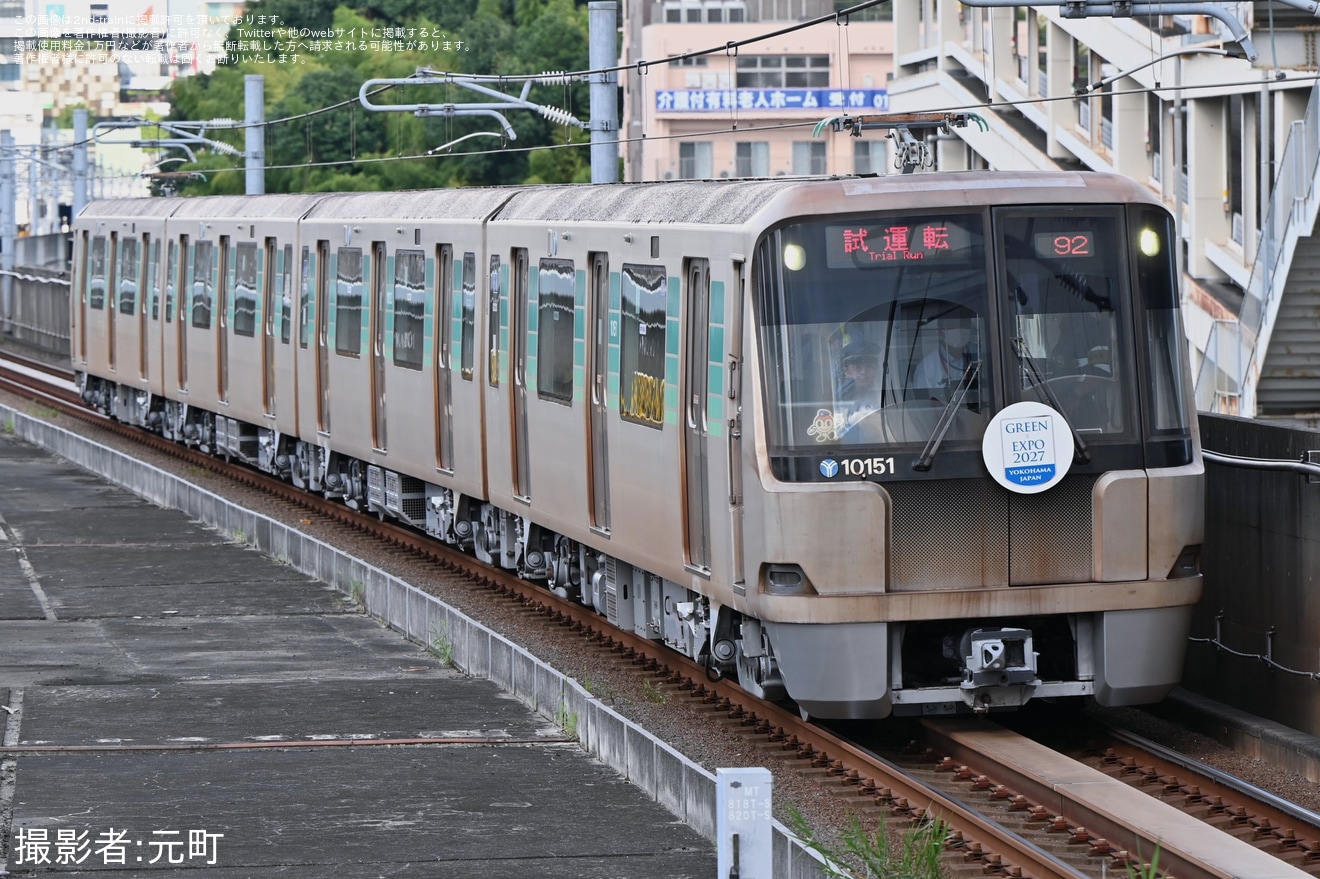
[1193,413,1320,738]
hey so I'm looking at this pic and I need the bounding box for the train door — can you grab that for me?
[587,251,611,532]
[176,236,189,391]
[315,240,331,432]
[434,244,454,470]
[510,247,530,499]
[262,238,276,414]
[217,236,230,403]
[107,231,118,371]
[683,258,711,571]
[138,234,150,379]
[727,260,746,590]
[370,241,387,450]
[74,231,87,364]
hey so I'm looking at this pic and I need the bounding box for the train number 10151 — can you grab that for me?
[840,456,896,477]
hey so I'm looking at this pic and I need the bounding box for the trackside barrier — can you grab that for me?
[0,404,832,879]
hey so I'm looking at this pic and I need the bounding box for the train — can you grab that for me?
[70,171,1204,719]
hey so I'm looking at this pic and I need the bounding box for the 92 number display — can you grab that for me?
[1034,232,1093,258]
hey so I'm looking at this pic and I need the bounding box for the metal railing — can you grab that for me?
[1195,84,1320,414]
[1,266,71,359]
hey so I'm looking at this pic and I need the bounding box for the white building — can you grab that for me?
[885,0,1320,418]
[0,0,232,224]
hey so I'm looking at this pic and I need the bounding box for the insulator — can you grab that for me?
[206,118,239,127]
[537,104,584,128]
[536,70,575,85]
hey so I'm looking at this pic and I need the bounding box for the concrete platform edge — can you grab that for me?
[1,406,831,879]
[1162,687,1320,785]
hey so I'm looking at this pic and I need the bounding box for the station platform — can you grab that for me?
[0,420,740,877]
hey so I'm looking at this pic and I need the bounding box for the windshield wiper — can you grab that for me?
[1010,337,1091,465]
[912,359,981,472]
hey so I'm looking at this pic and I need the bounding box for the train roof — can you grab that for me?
[300,187,520,222]
[491,179,804,225]
[73,171,1164,229]
[167,193,327,219]
[77,197,190,219]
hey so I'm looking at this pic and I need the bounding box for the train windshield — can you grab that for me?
[756,204,1188,476]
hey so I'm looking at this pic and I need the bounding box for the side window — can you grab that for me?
[486,254,501,387]
[148,238,161,320]
[165,239,177,323]
[536,258,575,403]
[620,263,667,428]
[460,251,476,380]
[393,249,425,370]
[280,244,293,344]
[233,241,258,337]
[299,245,311,348]
[335,246,363,356]
[192,240,214,329]
[119,237,139,316]
[1132,206,1191,447]
[89,236,106,310]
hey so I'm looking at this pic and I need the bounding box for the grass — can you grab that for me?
[641,679,669,705]
[556,699,579,738]
[1126,843,1164,879]
[28,403,59,419]
[348,579,365,609]
[786,807,948,879]
[580,677,617,702]
[429,623,453,667]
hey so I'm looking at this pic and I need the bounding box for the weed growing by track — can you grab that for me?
[429,623,453,667]
[556,699,579,738]
[641,679,669,705]
[1126,843,1164,879]
[786,808,947,879]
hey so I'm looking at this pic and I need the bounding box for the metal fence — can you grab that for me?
[1,265,70,361]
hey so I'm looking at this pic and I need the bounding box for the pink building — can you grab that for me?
[621,0,894,181]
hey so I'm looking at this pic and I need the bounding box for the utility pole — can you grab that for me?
[1,131,14,335]
[245,74,265,195]
[588,1,619,184]
[73,108,88,218]
[28,147,38,236]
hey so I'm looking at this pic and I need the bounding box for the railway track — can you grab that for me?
[2,351,1316,879]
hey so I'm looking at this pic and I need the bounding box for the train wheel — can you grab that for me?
[734,642,787,703]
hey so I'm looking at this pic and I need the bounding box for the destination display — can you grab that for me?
[825,218,979,269]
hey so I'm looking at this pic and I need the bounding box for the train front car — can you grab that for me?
[738,172,1203,719]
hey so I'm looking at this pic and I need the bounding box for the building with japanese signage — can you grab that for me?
[621,0,894,181]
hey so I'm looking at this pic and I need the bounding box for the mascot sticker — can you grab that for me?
[981,402,1073,494]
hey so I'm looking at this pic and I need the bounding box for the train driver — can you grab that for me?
[836,339,883,436]
[912,320,978,403]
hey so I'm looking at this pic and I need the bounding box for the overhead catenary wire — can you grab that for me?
[22,0,1294,167]
[161,68,1320,180]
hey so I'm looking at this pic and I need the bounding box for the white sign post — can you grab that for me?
[716,767,772,879]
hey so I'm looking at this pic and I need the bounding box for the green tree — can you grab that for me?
[163,0,598,193]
